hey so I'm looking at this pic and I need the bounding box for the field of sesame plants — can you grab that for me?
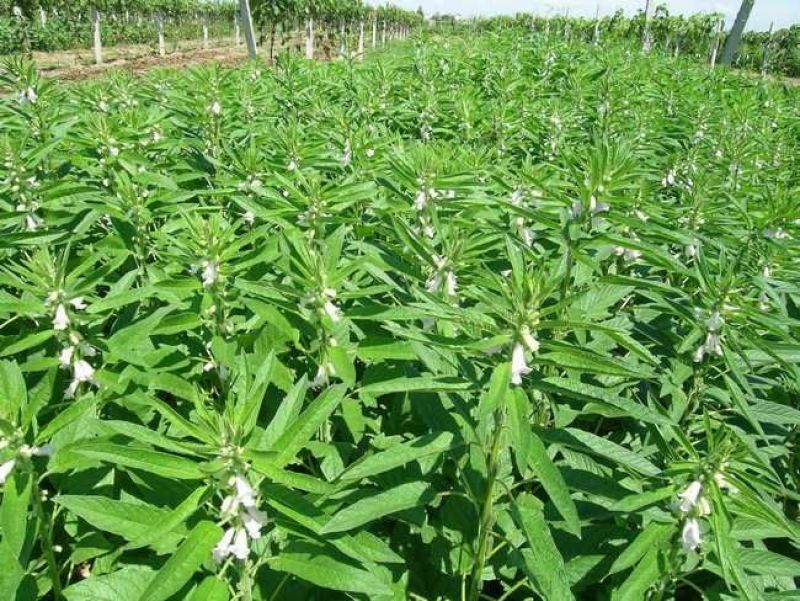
[0,26,799,601]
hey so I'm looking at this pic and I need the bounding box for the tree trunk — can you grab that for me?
[372,19,377,47]
[358,20,364,60]
[239,0,257,58]
[202,14,209,49]
[721,0,754,66]
[305,18,314,59]
[234,12,240,46]
[710,19,723,66]
[91,7,102,65]
[381,20,386,46]
[339,18,346,58]
[593,4,600,44]
[642,0,652,52]
[761,21,774,75]
[157,13,165,56]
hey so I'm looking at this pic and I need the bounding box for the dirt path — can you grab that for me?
[12,33,355,82]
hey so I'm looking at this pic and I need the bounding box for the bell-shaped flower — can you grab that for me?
[426,273,442,294]
[520,325,540,353]
[231,475,257,508]
[230,528,249,559]
[243,505,267,540]
[510,342,532,386]
[59,346,75,367]
[323,300,342,322]
[53,304,70,331]
[0,459,16,484]
[201,260,218,288]
[213,527,236,563]
[66,360,95,398]
[445,271,457,297]
[678,480,703,513]
[681,518,702,551]
[69,297,87,310]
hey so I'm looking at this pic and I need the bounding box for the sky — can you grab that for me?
[369,0,798,32]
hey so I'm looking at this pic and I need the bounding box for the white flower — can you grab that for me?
[311,362,336,389]
[69,297,87,310]
[692,345,705,363]
[25,214,42,231]
[445,271,457,297]
[201,261,218,288]
[520,326,540,353]
[59,346,75,367]
[287,160,297,172]
[713,471,738,493]
[73,360,94,383]
[66,360,95,398]
[510,342,532,386]
[678,480,703,513]
[243,505,267,539]
[414,190,427,211]
[0,459,15,484]
[230,528,249,559]
[243,211,255,225]
[366,148,375,158]
[426,273,442,294]
[53,304,70,331]
[704,332,722,357]
[705,311,724,332]
[231,475,257,508]
[681,518,702,551]
[210,100,222,115]
[32,444,53,457]
[323,300,342,322]
[213,527,235,563]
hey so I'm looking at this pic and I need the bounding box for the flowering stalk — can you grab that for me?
[468,405,506,601]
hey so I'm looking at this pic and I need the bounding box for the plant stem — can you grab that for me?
[32,475,62,600]
[468,406,506,601]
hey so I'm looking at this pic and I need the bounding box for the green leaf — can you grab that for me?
[737,548,800,578]
[63,566,156,601]
[608,522,672,575]
[328,346,356,387]
[513,493,574,600]
[525,430,581,537]
[0,470,31,559]
[67,442,204,480]
[320,481,434,534]
[55,495,187,551]
[340,432,455,481]
[271,384,346,468]
[127,487,209,550]
[538,377,672,426]
[611,547,660,601]
[359,376,472,395]
[268,542,393,596]
[186,577,229,601]
[0,360,26,422]
[137,521,222,601]
[563,428,660,477]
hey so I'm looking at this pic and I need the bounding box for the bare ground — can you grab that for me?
[11,33,349,82]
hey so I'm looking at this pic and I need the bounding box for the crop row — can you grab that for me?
[0,30,799,600]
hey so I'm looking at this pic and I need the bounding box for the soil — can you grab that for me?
[9,33,352,82]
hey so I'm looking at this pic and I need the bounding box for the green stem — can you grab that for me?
[32,476,62,600]
[238,559,253,601]
[468,407,506,601]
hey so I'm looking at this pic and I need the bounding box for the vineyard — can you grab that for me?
[1,16,800,601]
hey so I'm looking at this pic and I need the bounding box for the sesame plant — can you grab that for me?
[0,28,799,601]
